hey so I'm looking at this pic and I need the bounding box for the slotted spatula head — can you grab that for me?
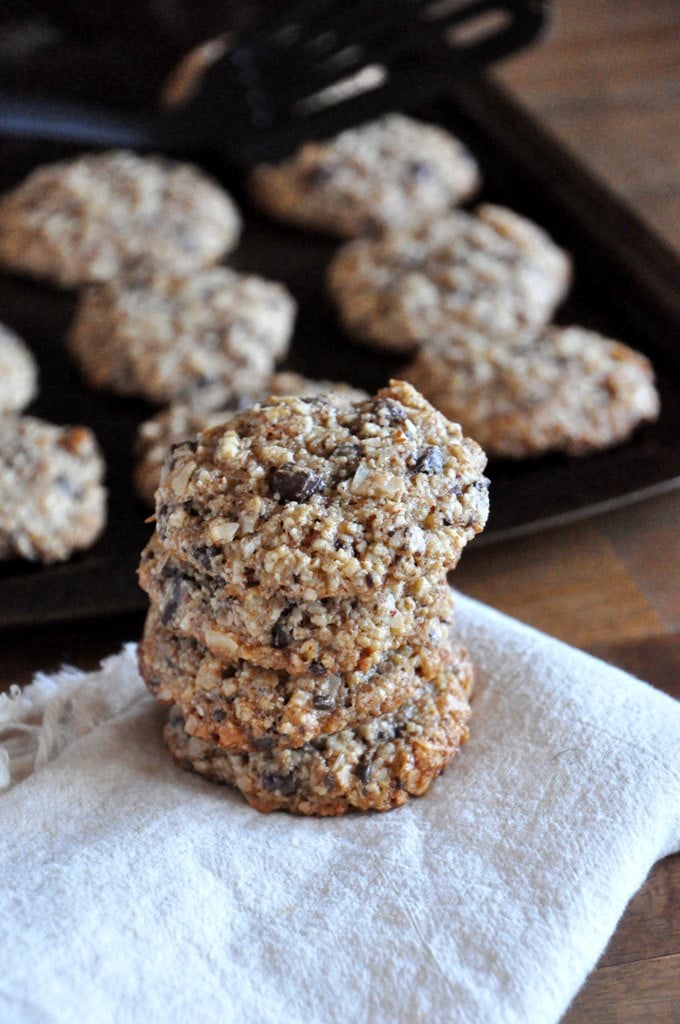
[185,0,550,161]
[0,0,550,165]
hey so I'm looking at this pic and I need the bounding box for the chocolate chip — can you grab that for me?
[252,736,276,752]
[332,443,362,479]
[269,463,324,503]
[211,709,227,722]
[312,672,340,710]
[145,675,161,696]
[161,578,183,625]
[355,755,372,785]
[55,474,77,497]
[262,772,297,796]
[406,159,432,180]
[271,606,294,649]
[195,544,221,571]
[271,621,291,648]
[372,399,407,427]
[302,162,337,188]
[309,661,327,678]
[333,443,361,460]
[191,374,219,390]
[414,446,444,475]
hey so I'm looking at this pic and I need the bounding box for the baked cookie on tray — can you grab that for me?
[327,203,571,353]
[0,324,37,413]
[139,604,456,751]
[403,325,661,458]
[152,380,489,601]
[0,416,106,563]
[163,642,474,815]
[139,535,455,676]
[249,113,481,238]
[0,150,241,287]
[134,372,368,506]
[68,265,295,406]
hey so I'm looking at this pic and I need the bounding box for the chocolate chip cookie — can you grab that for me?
[153,381,489,601]
[0,324,37,413]
[327,203,571,353]
[250,114,481,238]
[139,604,457,750]
[0,151,241,287]
[404,325,661,458]
[134,372,368,506]
[163,641,473,815]
[0,416,106,562]
[139,535,455,676]
[68,264,295,405]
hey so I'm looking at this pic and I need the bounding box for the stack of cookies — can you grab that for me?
[138,380,489,815]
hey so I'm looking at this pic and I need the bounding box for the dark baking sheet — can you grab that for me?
[1,76,679,627]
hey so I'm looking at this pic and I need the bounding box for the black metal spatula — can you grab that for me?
[0,0,549,165]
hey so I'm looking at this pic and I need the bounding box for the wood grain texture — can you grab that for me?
[599,856,680,968]
[498,6,680,1019]
[498,0,680,252]
[599,491,680,630]
[455,518,667,650]
[563,952,680,1024]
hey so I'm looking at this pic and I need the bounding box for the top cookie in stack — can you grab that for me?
[152,380,488,604]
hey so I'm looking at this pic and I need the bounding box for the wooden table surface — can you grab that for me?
[495,4,680,1020]
[2,2,679,1021]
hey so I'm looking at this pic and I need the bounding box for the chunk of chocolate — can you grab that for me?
[161,577,183,626]
[355,755,372,785]
[252,736,276,752]
[269,463,324,503]
[54,474,83,500]
[271,606,294,649]
[372,399,407,427]
[301,162,337,188]
[195,544,221,571]
[405,160,433,180]
[414,446,444,475]
[262,772,297,796]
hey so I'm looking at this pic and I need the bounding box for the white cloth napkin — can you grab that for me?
[1,593,678,1024]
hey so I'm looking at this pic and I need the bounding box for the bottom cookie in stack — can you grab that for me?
[162,642,474,816]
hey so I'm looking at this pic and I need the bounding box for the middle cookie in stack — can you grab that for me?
[138,380,489,814]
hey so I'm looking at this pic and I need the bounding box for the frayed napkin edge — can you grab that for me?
[0,643,146,791]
